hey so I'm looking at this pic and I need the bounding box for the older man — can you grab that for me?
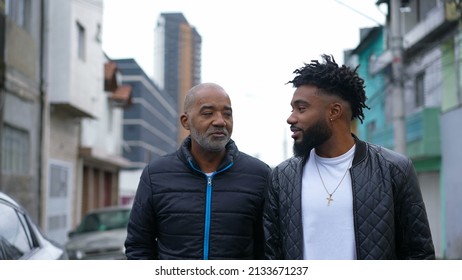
[125,82,270,259]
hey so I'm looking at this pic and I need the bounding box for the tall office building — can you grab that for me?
[154,12,201,143]
[115,58,178,204]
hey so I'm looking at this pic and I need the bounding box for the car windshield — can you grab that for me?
[75,209,130,234]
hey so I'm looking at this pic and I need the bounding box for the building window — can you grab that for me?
[1,125,29,174]
[49,163,69,198]
[5,0,31,31]
[46,161,71,236]
[417,0,436,22]
[95,23,102,43]
[368,53,377,77]
[47,215,67,231]
[415,71,425,108]
[107,102,113,133]
[77,22,86,61]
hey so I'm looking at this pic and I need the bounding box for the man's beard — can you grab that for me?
[190,126,230,152]
[293,120,332,157]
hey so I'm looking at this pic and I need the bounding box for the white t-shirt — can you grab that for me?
[301,145,356,260]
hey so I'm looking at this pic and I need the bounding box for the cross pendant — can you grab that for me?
[326,194,333,206]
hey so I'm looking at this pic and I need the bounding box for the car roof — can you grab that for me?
[0,191,21,208]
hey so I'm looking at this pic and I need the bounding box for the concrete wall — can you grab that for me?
[45,0,104,241]
[47,0,102,116]
[440,107,462,259]
[418,171,442,258]
[80,55,123,157]
[1,4,42,223]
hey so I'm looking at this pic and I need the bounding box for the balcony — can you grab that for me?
[370,2,458,74]
[369,107,441,161]
[406,107,441,161]
[403,2,458,53]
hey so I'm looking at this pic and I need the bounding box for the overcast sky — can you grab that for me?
[102,0,386,167]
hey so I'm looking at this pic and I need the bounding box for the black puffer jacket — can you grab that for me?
[263,136,435,260]
[125,137,270,260]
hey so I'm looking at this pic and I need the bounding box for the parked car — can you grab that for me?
[65,205,131,260]
[0,191,68,260]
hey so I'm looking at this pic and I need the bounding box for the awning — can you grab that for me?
[79,147,133,170]
[110,84,132,108]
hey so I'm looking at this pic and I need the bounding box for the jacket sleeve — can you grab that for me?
[253,197,265,259]
[395,158,435,260]
[263,168,283,259]
[124,165,158,259]
[253,167,272,259]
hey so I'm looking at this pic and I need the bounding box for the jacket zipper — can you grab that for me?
[188,160,233,260]
[203,175,213,260]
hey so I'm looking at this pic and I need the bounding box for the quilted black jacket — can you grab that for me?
[125,136,270,260]
[263,136,435,260]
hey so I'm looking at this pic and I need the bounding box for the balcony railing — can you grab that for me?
[370,107,441,160]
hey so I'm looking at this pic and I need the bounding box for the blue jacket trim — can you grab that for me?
[188,160,234,260]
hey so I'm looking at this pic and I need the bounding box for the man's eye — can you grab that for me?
[202,112,213,116]
[297,107,306,112]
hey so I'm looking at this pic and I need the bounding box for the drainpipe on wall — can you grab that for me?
[0,0,6,186]
[39,0,48,229]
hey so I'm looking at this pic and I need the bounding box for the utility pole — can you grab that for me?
[390,0,406,154]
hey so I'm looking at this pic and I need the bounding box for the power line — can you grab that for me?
[332,0,383,26]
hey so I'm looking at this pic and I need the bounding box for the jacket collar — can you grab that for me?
[352,134,367,166]
[178,136,239,172]
[300,133,367,167]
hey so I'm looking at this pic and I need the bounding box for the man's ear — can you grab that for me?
[180,113,190,130]
[329,102,343,121]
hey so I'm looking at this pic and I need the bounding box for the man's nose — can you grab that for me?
[287,112,296,125]
[213,113,227,126]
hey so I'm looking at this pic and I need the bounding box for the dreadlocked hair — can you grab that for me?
[288,54,370,123]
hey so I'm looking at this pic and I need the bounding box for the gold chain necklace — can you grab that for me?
[314,155,352,206]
